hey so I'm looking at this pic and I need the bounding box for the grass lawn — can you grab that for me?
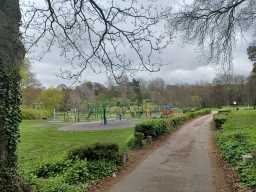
[216,110,256,189]
[18,120,134,176]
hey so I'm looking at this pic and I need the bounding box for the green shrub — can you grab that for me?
[67,143,120,162]
[134,132,145,148]
[135,119,170,139]
[64,160,117,184]
[134,109,210,141]
[21,107,50,120]
[186,109,211,119]
[216,110,256,189]
[170,115,187,126]
[214,113,227,129]
[218,109,232,113]
[86,160,118,181]
[34,175,87,192]
[34,159,118,191]
[182,108,192,113]
[35,160,73,178]
[64,160,89,184]
[218,136,250,165]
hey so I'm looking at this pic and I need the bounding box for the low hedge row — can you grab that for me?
[34,159,118,192]
[132,109,211,148]
[21,107,50,120]
[33,143,121,192]
[213,110,230,129]
[68,143,120,162]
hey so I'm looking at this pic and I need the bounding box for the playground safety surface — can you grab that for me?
[58,119,136,131]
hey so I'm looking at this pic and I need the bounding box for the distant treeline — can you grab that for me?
[21,73,256,113]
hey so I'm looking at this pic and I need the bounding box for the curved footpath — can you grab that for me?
[107,114,230,192]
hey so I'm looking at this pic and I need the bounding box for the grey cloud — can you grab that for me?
[26,0,253,87]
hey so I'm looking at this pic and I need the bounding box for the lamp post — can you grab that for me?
[233,101,238,110]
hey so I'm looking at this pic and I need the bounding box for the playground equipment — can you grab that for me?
[160,104,176,117]
[52,100,176,123]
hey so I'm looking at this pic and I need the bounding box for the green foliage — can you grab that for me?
[216,110,256,189]
[39,88,64,111]
[135,119,171,138]
[20,58,41,89]
[68,143,120,162]
[213,113,228,129]
[63,160,89,184]
[185,108,211,119]
[18,121,133,191]
[217,132,251,165]
[35,160,73,178]
[0,60,22,191]
[21,107,50,120]
[86,160,118,181]
[33,175,87,192]
[133,132,145,148]
[134,109,210,148]
[33,158,118,192]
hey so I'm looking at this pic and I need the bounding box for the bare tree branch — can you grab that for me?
[170,0,256,71]
[22,0,171,82]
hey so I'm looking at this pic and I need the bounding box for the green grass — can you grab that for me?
[18,120,134,176]
[216,110,256,189]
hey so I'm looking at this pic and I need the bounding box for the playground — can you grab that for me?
[59,119,136,131]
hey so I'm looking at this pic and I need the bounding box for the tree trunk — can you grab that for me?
[0,0,28,191]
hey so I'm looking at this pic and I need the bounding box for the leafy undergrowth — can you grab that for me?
[216,110,256,189]
[18,121,133,192]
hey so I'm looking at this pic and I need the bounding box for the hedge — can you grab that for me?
[67,143,120,163]
[213,110,230,129]
[133,109,211,148]
[33,143,120,192]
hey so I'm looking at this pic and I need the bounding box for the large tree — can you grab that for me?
[0,0,169,190]
[247,46,256,108]
[0,0,27,191]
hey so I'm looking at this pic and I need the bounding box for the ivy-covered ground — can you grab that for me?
[216,110,256,189]
[18,120,134,192]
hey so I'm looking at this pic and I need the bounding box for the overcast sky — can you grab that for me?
[25,1,253,87]
[29,35,253,87]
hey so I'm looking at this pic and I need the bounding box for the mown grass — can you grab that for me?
[18,120,134,181]
[216,110,256,189]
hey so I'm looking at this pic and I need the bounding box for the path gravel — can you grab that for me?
[107,114,228,192]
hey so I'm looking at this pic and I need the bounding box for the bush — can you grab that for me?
[34,159,118,190]
[218,109,232,114]
[35,160,73,178]
[67,143,120,162]
[63,160,89,184]
[170,115,188,126]
[21,107,50,120]
[186,109,211,119]
[214,113,227,129]
[135,109,210,139]
[135,119,170,139]
[86,160,118,181]
[133,109,211,148]
[34,176,86,192]
[133,132,145,148]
